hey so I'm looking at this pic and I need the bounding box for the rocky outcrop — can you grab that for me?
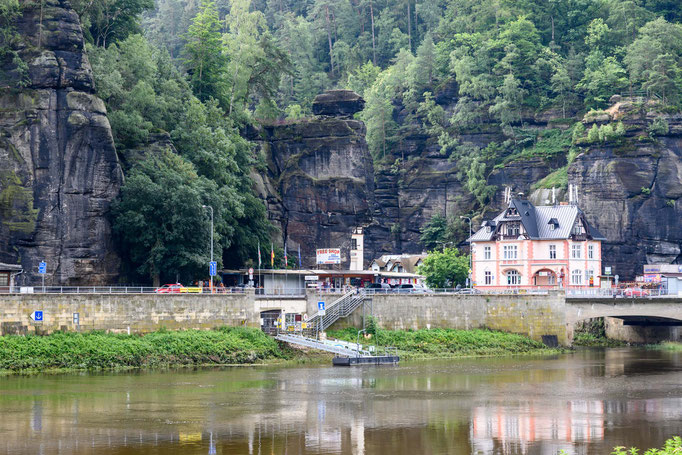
[0,0,122,285]
[252,92,375,267]
[567,113,682,279]
[312,90,365,117]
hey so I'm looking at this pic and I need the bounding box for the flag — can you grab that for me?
[298,244,302,269]
[257,241,261,268]
[270,243,274,268]
[284,242,288,267]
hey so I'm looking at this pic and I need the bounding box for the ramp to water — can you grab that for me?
[274,333,400,366]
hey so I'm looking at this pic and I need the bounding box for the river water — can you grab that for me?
[1,348,681,455]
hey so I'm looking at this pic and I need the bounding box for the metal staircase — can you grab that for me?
[308,290,370,332]
[274,333,371,356]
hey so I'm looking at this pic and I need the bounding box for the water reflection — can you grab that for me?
[0,349,680,454]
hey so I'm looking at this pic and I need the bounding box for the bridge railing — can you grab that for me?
[566,288,670,299]
[0,286,247,295]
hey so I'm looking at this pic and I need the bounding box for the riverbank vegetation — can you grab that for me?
[558,436,682,455]
[0,328,288,372]
[572,318,626,347]
[327,326,559,359]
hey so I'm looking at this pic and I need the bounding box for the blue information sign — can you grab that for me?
[209,261,217,277]
[31,311,43,322]
[318,301,325,311]
[38,262,46,274]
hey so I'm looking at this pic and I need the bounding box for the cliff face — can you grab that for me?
[567,113,682,279]
[0,0,122,284]
[253,90,375,267]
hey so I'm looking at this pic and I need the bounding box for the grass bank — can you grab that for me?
[327,327,561,359]
[649,341,682,352]
[0,328,293,373]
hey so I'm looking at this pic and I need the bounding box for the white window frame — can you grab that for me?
[549,244,556,259]
[588,244,594,259]
[507,270,521,285]
[484,246,491,260]
[571,244,582,259]
[484,270,493,285]
[571,269,583,285]
[503,245,518,260]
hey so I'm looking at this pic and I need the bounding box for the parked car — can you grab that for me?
[623,287,649,297]
[366,283,391,291]
[398,284,432,293]
[154,283,185,294]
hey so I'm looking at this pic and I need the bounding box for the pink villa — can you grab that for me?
[467,199,606,290]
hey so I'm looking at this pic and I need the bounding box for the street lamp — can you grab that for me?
[460,215,472,288]
[202,205,214,291]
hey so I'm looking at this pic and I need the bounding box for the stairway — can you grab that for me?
[308,290,370,332]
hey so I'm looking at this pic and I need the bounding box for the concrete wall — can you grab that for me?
[604,317,682,344]
[0,292,259,335]
[330,292,569,345]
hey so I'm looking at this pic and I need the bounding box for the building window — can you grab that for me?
[503,245,518,260]
[506,223,520,236]
[351,239,357,250]
[549,245,556,259]
[485,271,493,285]
[486,225,492,233]
[484,246,491,260]
[548,274,556,285]
[588,244,594,259]
[571,269,583,285]
[571,244,582,259]
[507,270,521,285]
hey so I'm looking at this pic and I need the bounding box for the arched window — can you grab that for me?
[507,270,521,285]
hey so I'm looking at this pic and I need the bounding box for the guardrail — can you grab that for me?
[0,286,247,295]
[566,288,671,299]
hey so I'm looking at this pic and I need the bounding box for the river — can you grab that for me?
[1,348,681,454]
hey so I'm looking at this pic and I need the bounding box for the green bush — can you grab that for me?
[0,328,285,372]
[648,117,669,137]
[327,327,552,358]
[586,124,600,143]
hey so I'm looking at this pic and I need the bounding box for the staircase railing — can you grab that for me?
[308,290,369,332]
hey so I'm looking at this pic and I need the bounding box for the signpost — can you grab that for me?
[318,301,326,316]
[30,310,43,322]
[38,261,46,290]
[248,267,254,287]
[209,261,217,277]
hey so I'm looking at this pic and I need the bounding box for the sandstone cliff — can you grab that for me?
[252,90,375,267]
[0,0,122,285]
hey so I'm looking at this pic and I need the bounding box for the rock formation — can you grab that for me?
[0,0,123,285]
[252,90,375,268]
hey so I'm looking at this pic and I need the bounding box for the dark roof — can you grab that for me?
[0,262,22,272]
[468,199,606,242]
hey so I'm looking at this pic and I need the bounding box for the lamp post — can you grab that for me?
[460,215,472,288]
[202,205,214,291]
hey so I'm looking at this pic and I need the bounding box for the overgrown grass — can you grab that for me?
[572,318,626,347]
[533,165,568,189]
[558,436,682,455]
[327,327,558,359]
[651,342,682,352]
[0,328,288,372]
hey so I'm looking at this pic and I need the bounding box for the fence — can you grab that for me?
[0,286,247,295]
[565,288,670,299]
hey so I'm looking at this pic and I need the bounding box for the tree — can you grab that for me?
[72,0,154,47]
[419,214,448,251]
[418,247,469,288]
[112,150,219,285]
[184,0,227,105]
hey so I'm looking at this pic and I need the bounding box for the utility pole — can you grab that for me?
[202,205,214,292]
[460,216,472,288]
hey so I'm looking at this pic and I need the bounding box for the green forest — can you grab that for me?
[5,0,681,283]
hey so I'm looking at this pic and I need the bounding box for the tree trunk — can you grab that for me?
[551,15,555,43]
[325,5,335,76]
[407,1,412,51]
[370,1,376,65]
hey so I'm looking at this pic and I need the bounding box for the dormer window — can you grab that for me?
[506,223,520,236]
[548,218,559,231]
[485,226,492,233]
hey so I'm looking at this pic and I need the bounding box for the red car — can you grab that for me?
[623,288,649,297]
[154,283,185,294]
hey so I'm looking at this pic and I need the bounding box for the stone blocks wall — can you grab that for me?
[0,292,258,335]
[331,292,569,345]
